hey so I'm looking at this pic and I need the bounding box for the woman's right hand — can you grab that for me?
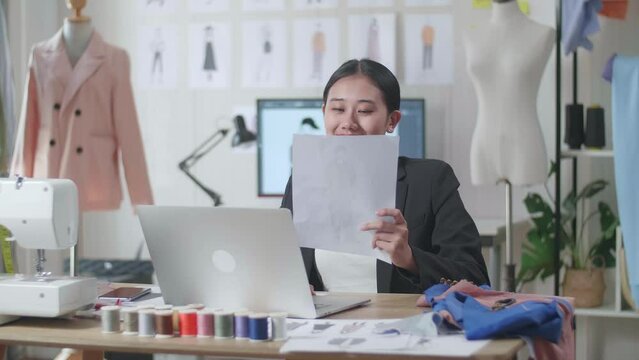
[309,284,316,295]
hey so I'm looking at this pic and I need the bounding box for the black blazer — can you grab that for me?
[281,157,489,294]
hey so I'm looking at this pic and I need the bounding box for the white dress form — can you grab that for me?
[464,0,554,186]
[62,17,93,67]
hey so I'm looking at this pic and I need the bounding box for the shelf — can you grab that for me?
[575,304,639,319]
[561,149,614,158]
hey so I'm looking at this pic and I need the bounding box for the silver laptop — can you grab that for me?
[137,206,370,318]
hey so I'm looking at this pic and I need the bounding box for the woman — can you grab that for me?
[281,59,489,293]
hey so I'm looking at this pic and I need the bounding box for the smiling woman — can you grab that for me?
[281,59,489,294]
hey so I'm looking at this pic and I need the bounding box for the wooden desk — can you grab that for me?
[0,293,523,360]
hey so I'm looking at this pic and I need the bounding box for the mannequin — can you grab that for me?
[464,0,554,291]
[464,0,554,186]
[63,0,93,67]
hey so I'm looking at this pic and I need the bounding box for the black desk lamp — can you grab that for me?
[178,115,256,206]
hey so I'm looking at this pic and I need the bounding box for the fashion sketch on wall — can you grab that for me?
[347,0,393,8]
[137,0,177,14]
[189,0,230,13]
[348,14,396,73]
[137,25,178,89]
[293,18,339,87]
[189,22,231,88]
[294,0,338,10]
[242,0,286,11]
[404,14,453,85]
[242,20,287,88]
[405,0,451,6]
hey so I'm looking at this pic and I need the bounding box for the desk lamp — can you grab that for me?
[0,177,96,325]
[179,115,256,206]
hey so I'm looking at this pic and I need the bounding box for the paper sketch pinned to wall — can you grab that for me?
[348,14,396,73]
[404,14,453,85]
[294,0,338,10]
[189,22,231,88]
[189,0,230,13]
[347,0,393,7]
[405,0,451,6]
[137,25,179,89]
[243,0,286,11]
[293,18,339,87]
[137,0,177,14]
[242,20,287,88]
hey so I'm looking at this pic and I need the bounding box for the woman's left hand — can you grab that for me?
[361,208,418,274]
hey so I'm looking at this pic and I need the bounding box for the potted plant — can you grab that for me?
[516,162,619,307]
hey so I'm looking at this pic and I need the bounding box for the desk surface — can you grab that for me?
[0,293,523,360]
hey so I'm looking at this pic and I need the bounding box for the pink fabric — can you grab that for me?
[427,281,575,360]
[12,30,153,211]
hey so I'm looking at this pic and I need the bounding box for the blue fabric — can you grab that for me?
[425,284,565,343]
[561,0,603,55]
[612,55,639,306]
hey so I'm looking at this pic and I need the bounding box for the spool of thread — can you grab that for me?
[234,311,250,340]
[101,306,121,333]
[188,303,205,310]
[214,311,234,339]
[270,312,287,341]
[121,307,139,335]
[248,313,269,342]
[585,105,606,148]
[155,310,174,338]
[179,309,198,337]
[565,103,585,149]
[172,306,189,335]
[138,309,156,337]
[197,309,215,337]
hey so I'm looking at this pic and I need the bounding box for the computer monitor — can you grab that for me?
[257,98,426,197]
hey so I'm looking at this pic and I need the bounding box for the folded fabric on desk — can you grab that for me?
[423,281,575,360]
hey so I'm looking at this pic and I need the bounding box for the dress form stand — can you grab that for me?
[464,0,555,291]
[63,0,93,277]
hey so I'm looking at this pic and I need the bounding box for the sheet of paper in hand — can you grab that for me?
[292,135,399,263]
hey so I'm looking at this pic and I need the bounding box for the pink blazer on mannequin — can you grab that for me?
[11,30,154,211]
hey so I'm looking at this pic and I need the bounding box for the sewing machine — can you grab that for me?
[0,177,96,325]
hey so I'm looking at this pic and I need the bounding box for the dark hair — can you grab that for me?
[322,59,400,113]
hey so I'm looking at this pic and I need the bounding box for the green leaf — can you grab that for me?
[516,228,560,286]
[588,202,620,268]
[548,161,558,178]
[524,193,554,234]
[576,180,608,202]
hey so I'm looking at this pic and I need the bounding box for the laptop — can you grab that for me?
[137,206,370,319]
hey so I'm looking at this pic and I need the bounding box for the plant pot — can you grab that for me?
[562,268,605,308]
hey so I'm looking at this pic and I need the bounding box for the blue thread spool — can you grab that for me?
[248,313,269,342]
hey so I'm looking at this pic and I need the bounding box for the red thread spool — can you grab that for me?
[179,309,198,337]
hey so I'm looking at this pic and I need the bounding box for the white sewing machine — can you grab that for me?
[0,177,96,325]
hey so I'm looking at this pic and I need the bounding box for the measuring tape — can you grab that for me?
[0,225,14,273]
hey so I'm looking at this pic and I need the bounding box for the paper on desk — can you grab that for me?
[280,318,489,356]
[292,135,398,263]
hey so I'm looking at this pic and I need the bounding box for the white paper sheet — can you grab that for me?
[241,20,288,88]
[292,17,340,88]
[404,14,454,85]
[188,22,232,88]
[292,135,399,263]
[137,25,179,89]
[280,318,489,357]
[347,14,396,73]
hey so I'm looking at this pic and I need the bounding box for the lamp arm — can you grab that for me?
[178,129,229,206]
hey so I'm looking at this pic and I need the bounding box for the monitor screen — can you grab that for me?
[257,98,426,197]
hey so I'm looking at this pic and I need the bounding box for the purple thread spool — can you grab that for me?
[234,311,250,340]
